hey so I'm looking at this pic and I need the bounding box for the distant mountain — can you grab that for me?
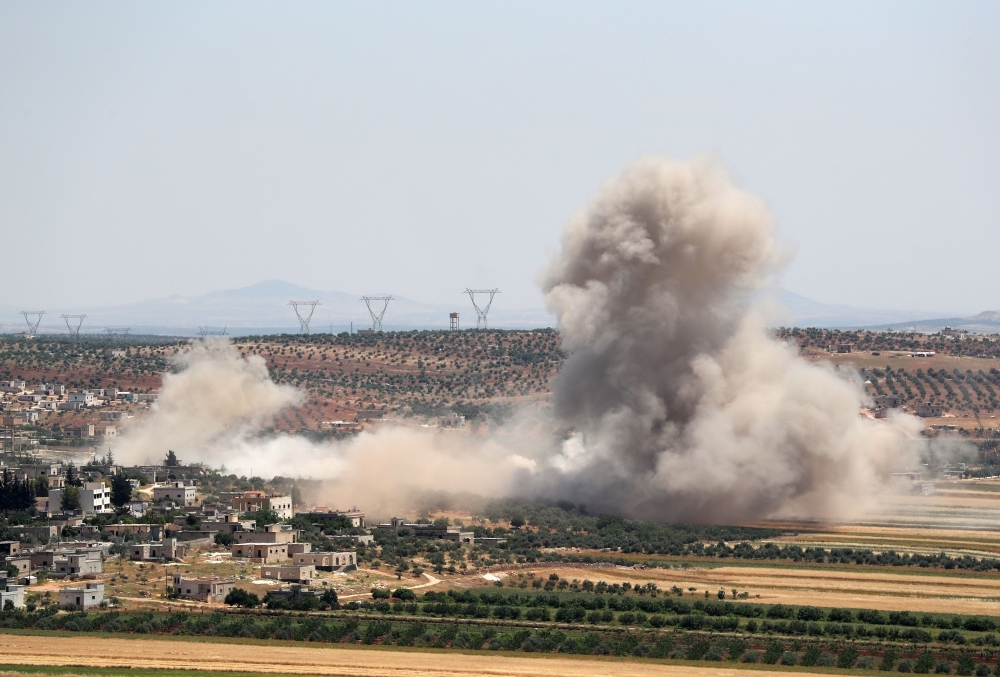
[0,281,988,335]
[762,289,954,330]
[0,280,555,336]
[865,310,1000,334]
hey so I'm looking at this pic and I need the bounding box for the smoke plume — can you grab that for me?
[113,157,917,523]
[538,157,915,521]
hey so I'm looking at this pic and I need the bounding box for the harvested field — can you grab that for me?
[525,564,1000,615]
[0,633,850,677]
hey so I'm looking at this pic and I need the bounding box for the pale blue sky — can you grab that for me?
[1,2,997,314]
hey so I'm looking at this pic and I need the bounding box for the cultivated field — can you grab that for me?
[0,634,863,677]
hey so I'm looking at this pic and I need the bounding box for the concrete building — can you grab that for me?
[0,380,26,393]
[95,425,116,438]
[233,524,297,545]
[99,410,127,422]
[292,551,357,571]
[231,491,293,519]
[1,581,25,609]
[17,464,65,489]
[261,564,315,583]
[308,508,365,528]
[68,391,95,406]
[48,483,113,516]
[153,481,197,506]
[914,402,945,417]
[131,538,185,561]
[59,582,104,610]
[231,542,289,563]
[376,517,474,545]
[0,541,20,557]
[63,424,95,438]
[52,550,103,576]
[439,413,465,428]
[170,575,234,602]
[874,395,902,409]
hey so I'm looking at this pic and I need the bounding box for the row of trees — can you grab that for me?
[0,469,36,514]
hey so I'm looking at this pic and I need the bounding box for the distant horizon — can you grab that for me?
[0,277,996,335]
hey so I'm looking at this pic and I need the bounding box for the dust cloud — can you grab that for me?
[113,157,919,523]
[538,157,917,522]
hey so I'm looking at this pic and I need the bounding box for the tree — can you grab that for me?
[65,463,81,487]
[34,475,49,498]
[164,450,179,467]
[509,512,525,529]
[214,531,234,547]
[224,588,260,608]
[105,449,115,465]
[321,588,339,609]
[61,485,81,512]
[248,508,281,528]
[110,473,132,512]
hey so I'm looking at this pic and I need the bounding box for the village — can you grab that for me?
[0,449,499,614]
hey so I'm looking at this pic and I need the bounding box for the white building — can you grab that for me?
[49,482,113,515]
[68,391,95,406]
[153,482,197,506]
[59,582,104,610]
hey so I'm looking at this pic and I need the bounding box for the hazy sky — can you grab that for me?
[1,2,997,315]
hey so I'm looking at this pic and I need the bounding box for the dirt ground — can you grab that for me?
[0,633,849,677]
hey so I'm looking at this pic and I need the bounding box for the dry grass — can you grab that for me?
[0,634,851,677]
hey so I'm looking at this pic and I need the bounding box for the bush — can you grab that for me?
[898,660,913,673]
[704,645,725,662]
[801,645,822,666]
[816,652,837,667]
[957,655,975,677]
[371,587,390,600]
[781,652,799,666]
[391,588,416,601]
[740,650,760,663]
[763,641,784,665]
[858,656,876,669]
[915,652,936,674]
[838,645,860,669]
[881,649,900,671]
[934,660,952,674]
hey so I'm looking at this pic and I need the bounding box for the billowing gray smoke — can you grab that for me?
[539,158,915,522]
[113,157,917,523]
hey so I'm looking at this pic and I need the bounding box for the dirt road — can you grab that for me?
[0,633,834,677]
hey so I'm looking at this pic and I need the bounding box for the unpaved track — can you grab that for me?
[0,633,829,677]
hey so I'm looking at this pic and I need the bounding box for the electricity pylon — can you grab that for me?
[464,289,500,329]
[361,296,393,332]
[288,300,320,334]
[21,311,45,335]
[61,314,87,338]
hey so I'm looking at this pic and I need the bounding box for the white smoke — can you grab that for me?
[113,157,918,523]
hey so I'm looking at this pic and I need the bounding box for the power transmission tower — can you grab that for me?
[105,327,131,340]
[198,326,228,337]
[464,289,500,329]
[288,300,320,334]
[361,296,393,332]
[61,314,87,338]
[21,311,45,335]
